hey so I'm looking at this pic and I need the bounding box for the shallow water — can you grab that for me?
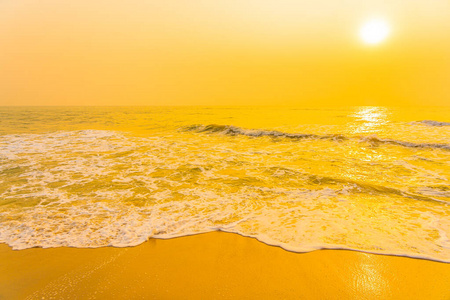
[0,106,449,262]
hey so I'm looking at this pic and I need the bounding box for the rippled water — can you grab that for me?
[0,106,449,262]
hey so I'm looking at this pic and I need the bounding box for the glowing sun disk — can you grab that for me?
[360,19,390,45]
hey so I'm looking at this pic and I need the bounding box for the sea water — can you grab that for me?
[0,106,449,262]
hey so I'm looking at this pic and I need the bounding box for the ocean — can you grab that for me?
[0,106,449,262]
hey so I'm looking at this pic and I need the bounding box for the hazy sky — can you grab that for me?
[1,0,449,106]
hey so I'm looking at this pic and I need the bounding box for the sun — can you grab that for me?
[359,19,390,45]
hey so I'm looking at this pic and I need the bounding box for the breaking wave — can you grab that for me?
[409,120,450,127]
[183,124,347,141]
[184,124,450,150]
[358,135,450,151]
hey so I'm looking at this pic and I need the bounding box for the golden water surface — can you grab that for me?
[0,106,449,261]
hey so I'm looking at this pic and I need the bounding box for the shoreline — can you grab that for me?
[3,229,449,264]
[1,232,449,299]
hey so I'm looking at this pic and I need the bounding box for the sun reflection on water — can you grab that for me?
[349,107,389,135]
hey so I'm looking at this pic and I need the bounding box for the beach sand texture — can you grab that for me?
[1,232,449,300]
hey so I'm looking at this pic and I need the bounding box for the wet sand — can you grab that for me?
[1,231,449,299]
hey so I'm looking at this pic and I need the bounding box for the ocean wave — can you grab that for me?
[305,173,449,205]
[409,120,450,127]
[184,124,450,150]
[183,124,347,141]
[358,135,450,151]
[0,187,448,262]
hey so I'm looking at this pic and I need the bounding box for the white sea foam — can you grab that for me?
[0,129,449,262]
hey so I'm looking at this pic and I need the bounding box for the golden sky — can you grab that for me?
[1,0,449,106]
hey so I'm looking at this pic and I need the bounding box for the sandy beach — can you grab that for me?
[1,232,449,299]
